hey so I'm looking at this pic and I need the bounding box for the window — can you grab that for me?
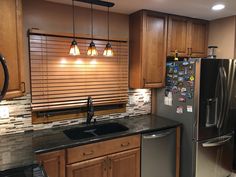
[29,32,128,123]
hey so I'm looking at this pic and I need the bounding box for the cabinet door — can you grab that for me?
[108,148,140,177]
[143,12,167,88]
[167,16,189,57]
[37,150,65,177]
[67,156,107,177]
[189,20,208,58]
[0,0,25,99]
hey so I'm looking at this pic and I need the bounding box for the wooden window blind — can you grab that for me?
[29,33,128,114]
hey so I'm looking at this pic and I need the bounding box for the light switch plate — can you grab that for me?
[0,106,9,119]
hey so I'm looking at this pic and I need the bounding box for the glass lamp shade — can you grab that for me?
[87,41,98,56]
[69,40,80,56]
[103,42,114,57]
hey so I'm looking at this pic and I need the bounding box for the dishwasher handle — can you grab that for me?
[142,129,174,139]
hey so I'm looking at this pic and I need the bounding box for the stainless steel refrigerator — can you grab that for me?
[156,58,235,177]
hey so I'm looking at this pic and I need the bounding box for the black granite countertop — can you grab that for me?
[0,114,181,171]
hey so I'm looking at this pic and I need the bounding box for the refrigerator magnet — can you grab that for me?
[187,105,193,112]
[186,92,193,99]
[181,87,187,92]
[178,97,186,102]
[176,106,184,114]
[189,75,195,81]
[183,61,189,66]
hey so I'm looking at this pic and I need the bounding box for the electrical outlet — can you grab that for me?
[0,106,9,119]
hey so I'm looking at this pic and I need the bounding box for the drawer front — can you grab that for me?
[67,135,140,164]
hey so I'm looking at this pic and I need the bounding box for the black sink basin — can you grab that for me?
[94,122,129,135]
[63,122,129,140]
[63,126,96,140]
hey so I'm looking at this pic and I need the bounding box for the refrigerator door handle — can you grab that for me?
[217,67,226,128]
[0,54,9,101]
[142,130,174,139]
[202,135,232,148]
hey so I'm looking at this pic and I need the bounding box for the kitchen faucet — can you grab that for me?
[86,96,94,124]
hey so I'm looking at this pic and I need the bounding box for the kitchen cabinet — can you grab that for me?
[67,149,140,177]
[0,0,25,99]
[129,10,167,88]
[167,15,208,58]
[36,150,65,177]
[67,157,107,177]
[66,135,140,177]
[108,149,140,177]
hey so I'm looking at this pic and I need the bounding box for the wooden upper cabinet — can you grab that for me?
[129,10,167,88]
[167,15,208,58]
[0,0,25,99]
[167,16,189,57]
[189,19,208,57]
[108,148,140,177]
[36,150,65,177]
[67,156,107,177]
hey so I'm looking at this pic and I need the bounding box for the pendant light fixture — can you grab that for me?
[87,3,98,56]
[69,0,80,56]
[103,1,113,57]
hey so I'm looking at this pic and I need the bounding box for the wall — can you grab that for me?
[208,16,236,58]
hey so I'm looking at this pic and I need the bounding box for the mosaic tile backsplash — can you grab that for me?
[0,89,151,135]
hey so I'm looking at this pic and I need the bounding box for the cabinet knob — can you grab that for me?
[82,150,94,156]
[120,142,130,147]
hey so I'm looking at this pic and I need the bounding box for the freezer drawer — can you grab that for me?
[141,128,176,177]
[196,132,233,177]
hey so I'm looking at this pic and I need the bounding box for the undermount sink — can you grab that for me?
[63,122,129,140]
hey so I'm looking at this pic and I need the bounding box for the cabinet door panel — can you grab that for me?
[108,148,140,177]
[143,13,167,88]
[0,0,24,99]
[189,20,208,57]
[67,156,107,177]
[37,150,65,177]
[167,16,189,57]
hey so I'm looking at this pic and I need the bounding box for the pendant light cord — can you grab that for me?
[107,4,110,42]
[91,3,94,41]
[72,0,75,39]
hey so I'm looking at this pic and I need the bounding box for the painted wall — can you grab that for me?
[208,16,236,59]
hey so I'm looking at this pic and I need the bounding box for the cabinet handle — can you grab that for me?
[103,159,107,171]
[83,150,94,156]
[109,158,112,169]
[190,48,192,56]
[187,48,190,56]
[120,142,130,147]
[21,82,26,93]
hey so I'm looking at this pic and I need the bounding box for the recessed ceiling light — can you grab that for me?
[212,4,225,11]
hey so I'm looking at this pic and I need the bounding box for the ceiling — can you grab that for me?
[45,0,236,20]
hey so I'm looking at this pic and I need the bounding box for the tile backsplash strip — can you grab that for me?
[0,89,151,135]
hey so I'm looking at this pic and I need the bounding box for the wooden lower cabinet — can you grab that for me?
[67,156,107,177]
[36,150,65,177]
[67,148,140,177]
[108,148,140,177]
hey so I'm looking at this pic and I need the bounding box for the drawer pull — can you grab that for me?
[103,159,107,171]
[83,150,94,156]
[121,142,130,147]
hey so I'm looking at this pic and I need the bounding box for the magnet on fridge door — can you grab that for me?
[187,105,193,112]
[176,106,184,114]
[183,61,189,66]
[180,91,186,96]
[189,75,195,81]
[181,87,187,92]
[178,77,184,82]
[172,86,178,93]
[178,97,186,102]
[186,92,193,99]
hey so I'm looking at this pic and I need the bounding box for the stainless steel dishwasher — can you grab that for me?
[141,128,176,177]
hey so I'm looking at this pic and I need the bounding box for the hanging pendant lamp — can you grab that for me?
[103,2,113,57]
[87,3,98,56]
[69,0,80,56]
